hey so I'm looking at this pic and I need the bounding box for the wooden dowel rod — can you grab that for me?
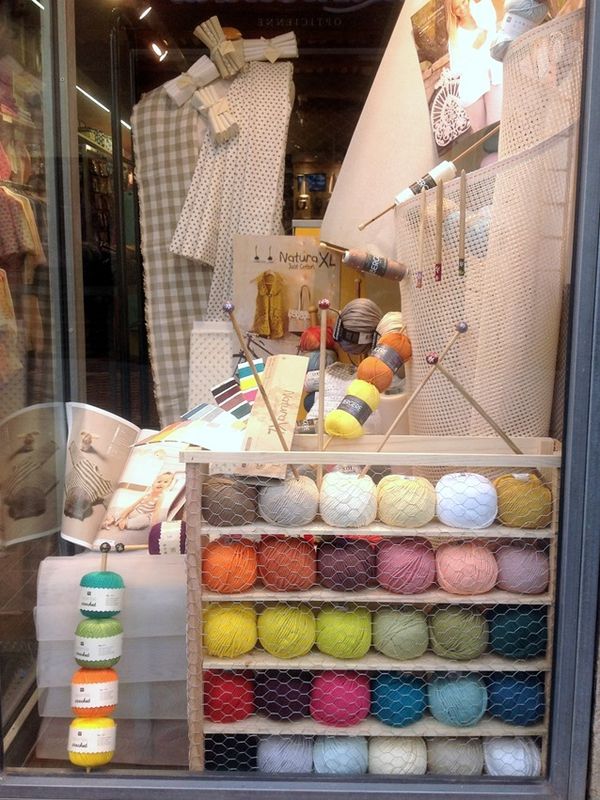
[416,188,427,288]
[319,240,346,254]
[358,203,396,231]
[458,169,467,276]
[316,300,330,488]
[435,180,444,282]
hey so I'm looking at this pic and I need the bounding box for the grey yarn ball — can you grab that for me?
[258,476,319,526]
[427,738,484,775]
[257,736,313,773]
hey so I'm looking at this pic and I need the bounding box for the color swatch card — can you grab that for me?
[236,359,265,404]
[211,377,252,420]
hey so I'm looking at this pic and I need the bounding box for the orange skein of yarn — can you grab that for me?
[202,537,258,593]
[300,326,335,352]
[357,332,412,391]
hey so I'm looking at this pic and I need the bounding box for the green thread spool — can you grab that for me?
[74,618,123,668]
[79,571,125,619]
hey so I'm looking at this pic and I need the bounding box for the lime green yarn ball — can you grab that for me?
[373,608,429,659]
[429,607,488,661]
[204,603,257,658]
[258,605,316,659]
[316,606,372,659]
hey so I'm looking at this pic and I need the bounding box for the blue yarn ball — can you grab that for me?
[486,674,545,725]
[429,676,487,727]
[304,392,316,413]
[487,607,547,659]
[306,350,337,372]
[313,736,368,774]
[372,674,427,727]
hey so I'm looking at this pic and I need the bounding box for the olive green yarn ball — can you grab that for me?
[429,607,488,661]
[316,606,372,660]
[373,608,429,660]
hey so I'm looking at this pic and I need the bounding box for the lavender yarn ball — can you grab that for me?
[313,736,368,774]
[483,736,542,776]
[317,538,375,591]
[257,736,313,773]
[254,672,312,720]
[436,473,498,529]
[495,544,550,594]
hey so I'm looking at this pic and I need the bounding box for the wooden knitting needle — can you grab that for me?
[458,169,467,276]
[358,322,468,478]
[435,180,444,282]
[319,240,346,255]
[223,302,301,481]
[99,541,111,571]
[316,299,330,488]
[416,188,427,289]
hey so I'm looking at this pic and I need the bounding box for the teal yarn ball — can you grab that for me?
[372,608,429,660]
[79,570,125,618]
[316,606,371,660]
[74,618,123,668]
[313,736,368,774]
[429,607,488,661]
[428,676,487,727]
[372,673,427,727]
[488,607,547,659]
[486,674,545,725]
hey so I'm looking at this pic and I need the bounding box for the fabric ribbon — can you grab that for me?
[192,86,239,144]
[194,17,246,78]
[243,32,299,63]
[163,56,219,107]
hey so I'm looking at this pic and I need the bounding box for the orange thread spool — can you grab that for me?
[71,668,119,717]
[202,537,258,593]
[357,332,412,391]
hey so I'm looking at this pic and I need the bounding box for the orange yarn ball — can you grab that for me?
[357,332,413,391]
[71,668,118,717]
[202,537,258,593]
[300,326,335,351]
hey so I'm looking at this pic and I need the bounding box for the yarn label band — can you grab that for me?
[71,680,119,709]
[75,634,123,662]
[363,254,388,277]
[371,343,404,373]
[502,12,537,38]
[79,587,124,614]
[158,522,184,554]
[68,726,116,754]
[338,395,372,425]
[408,173,437,196]
[333,318,374,345]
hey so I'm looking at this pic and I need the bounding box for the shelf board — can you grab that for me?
[202,587,552,605]
[203,714,547,738]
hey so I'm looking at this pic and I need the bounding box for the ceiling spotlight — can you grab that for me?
[150,40,168,61]
[159,51,168,62]
[138,5,152,20]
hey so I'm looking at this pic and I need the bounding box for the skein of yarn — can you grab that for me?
[258,537,316,591]
[376,311,404,337]
[79,571,124,619]
[67,717,116,768]
[320,471,377,528]
[342,249,407,282]
[377,539,436,594]
[436,542,498,595]
[310,671,370,727]
[258,475,319,526]
[494,473,552,529]
[368,737,427,774]
[305,349,337,373]
[258,605,316,659]
[436,473,498,529]
[483,736,542,776]
[316,606,372,659]
[487,606,547,659]
[74,618,123,669]
[372,608,429,660]
[148,520,187,554]
[317,538,375,591]
[372,673,427,727]
[486,674,545,725]
[204,603,257,658]
[325,379,380,439]
[300,326,335,351]
[254,671,312,720]
[357,332,413,392]
[429,607,489,661]
[428,675,488,727]
[376,476,436,528]
[494,544,549,594]
[333,299,383,355]
[313,736,369,774]
[71,668,119,717]
[202,537,257,593]
[204,671,254,723]
[427,738,484,775]
[257,736,313,773]
[202,476,258,527]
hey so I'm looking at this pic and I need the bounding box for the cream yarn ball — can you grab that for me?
[320,471,377,528]
[427,737,484,775]
[436,473,498,529]
[259,476,319,526]
[368,737,427,775]
[483,737,541,776]
[377,475,436,528]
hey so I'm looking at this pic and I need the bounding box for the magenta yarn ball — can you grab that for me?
[495,545,549,594]
[310,672,370,727]
[436,542,498,595]
[377,539,436,594]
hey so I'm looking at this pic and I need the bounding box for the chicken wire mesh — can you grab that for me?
[185,449,557,778]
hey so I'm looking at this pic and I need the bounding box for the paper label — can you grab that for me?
[71,680,119,709]
[333,317,374,345]
[158,522,184,554]
[75,633,123,663]
[338,395,372,425]
[363,254,388,277]
[79,586,124,614]
[502,12,537,38]
[408,173,437,196]
[68,725,116,754]
[370,343,404,373]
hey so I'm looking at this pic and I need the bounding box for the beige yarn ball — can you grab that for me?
[320,471,377,528]
[377,475,436,527]
[427,738,484,775]
[368,737,427,774]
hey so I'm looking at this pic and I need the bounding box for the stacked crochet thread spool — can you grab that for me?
[68,545,123,769]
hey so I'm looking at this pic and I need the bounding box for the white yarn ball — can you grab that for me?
[436,473,498,529]
[257,736,313,773]
[320,471,377,528]
[259,475,319,526]
[483,737,541,776]
[368,737,427,775]
[313,736,368,774]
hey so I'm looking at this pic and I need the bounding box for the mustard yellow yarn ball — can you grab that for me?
[494,473,552,529]
[204,603,257,658]
[258,604,316,659]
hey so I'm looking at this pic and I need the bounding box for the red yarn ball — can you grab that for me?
[204,672,254,723]
[300,326,335,351]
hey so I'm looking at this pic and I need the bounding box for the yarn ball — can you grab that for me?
[258,605,316,659]
[313,736,368,774]
[316,606,372,659]
[325,379,380,439]
[372,673,427,727]
[372,608,429,659]
[257,735,313,773]
[335,298,383,355]
[494,473,552,529]
[465,205,492,259]
[204,735,257,771]
[377,539,436,594]
[428,676,488,727]
[71,668,118,717]
[486,674,545,725]
[204,603,257,658]
[74,618,123,668]
[258,536,316,591]
[303,392,315,413]
[204,672,254,723]
[320,471,377,528]
[357,332,413,392]
[148,520,186,554]
[258,475,319,526]
[254,671,312,720]
[427,738,484,775]
[376,311,404,337]
[300,325,335,351]
[495,544,549,594]
[68,716,116,768]
[202,538,257,593]
[201,476,258,527]
[306,349,337,372]
[377,475,436,528]
[310,671,370,727]
[79,570,125,618]
[368,737,427,774]
[488,606,547,659]
[317,538,375,591]
[429,607,489,661]
[436,473,498,529]
[436,542,498,595]
[483,736,542,776]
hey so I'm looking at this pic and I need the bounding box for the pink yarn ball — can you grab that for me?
[310,672,370,727]
[377,539,436,594]
[495,545,549,594]
[436,542,498,595]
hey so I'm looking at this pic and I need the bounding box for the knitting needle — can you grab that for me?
[416,188,427,289]
[319,241,346,255]
[435,180,444,282]
[316,299,330,488]
[358,322,468,477]
[99,541,111,571]
[459,170,467,276]
[223,302,301,481]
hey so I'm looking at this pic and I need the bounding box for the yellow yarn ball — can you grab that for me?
[68,717,116,768]
[204,603,257,658]
[494,473,552,528]
[258,604,316,659]
[316,606,372,659]
[377,475,437,527]
[325,379,381,439]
